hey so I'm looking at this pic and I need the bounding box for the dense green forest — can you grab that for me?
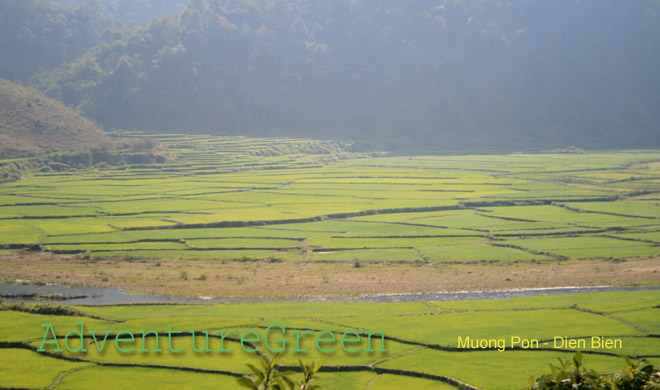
[1,0,659,152]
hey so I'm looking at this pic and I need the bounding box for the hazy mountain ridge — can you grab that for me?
[0,0,119,83]
[50,0,187,24]
[3,0,660,152]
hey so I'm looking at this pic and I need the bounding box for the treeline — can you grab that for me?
[41,137,168,171]
[2,0,660,152]
[0,137,168,183]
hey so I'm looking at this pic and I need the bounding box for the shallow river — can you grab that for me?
[1,282,658,305]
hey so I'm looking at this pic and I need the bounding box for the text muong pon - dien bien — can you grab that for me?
[37,322,387,354]
[458,336,623,352]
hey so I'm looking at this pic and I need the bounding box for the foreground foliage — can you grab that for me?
[530,352,660,390]
[237,353,325,390]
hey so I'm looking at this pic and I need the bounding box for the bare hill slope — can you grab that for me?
[0,78,108,158]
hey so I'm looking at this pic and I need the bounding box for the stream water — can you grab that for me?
[1,282,658,305]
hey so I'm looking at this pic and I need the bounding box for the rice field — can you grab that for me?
[1,290,658,390]
[1,134,660,388]
[1,134,660,267]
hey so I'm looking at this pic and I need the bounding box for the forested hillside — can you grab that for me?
[2,0,659,152]
[0,0,118,83]
[50,0,186,24]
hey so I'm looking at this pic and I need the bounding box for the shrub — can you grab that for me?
[237,353,325,390]
[529,352,660,390]
[613,356,660,390]
[127,137,160,152]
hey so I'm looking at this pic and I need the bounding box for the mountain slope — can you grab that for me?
[0,0,115,83]
[0,78,109,158]
[29,0,660,152]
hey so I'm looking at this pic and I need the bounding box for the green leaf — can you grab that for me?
[313,358,327,375]
[271,352,283,367]
[275,370,296,377]
[641,364,655,374]
[236,376,258,390]
[260,356,272,371]
[573,351,583,368]
[280,376,295,389]
[246,363,264,381]
[550,363,559,375]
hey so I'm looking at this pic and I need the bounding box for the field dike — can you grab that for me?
[0,334,479,390]
[0,294,660,390]
[556,203,660,220]
[116,198,617,232]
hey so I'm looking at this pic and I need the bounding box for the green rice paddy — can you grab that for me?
[1,133,660,264]
[1,290,658,389]
[2,134,660,389]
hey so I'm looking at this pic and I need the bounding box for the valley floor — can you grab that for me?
[3,136,660,389]
[1,253,659,298]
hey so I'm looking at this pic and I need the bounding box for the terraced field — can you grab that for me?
[1,133,660,295]
[1,290,658,389]
[2,134,660,389]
